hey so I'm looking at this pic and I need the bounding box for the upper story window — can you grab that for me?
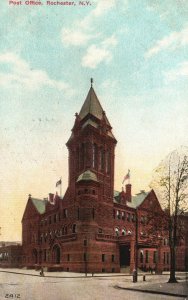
[92,143,97,169]
[116,210,120,219]
[115,227,119,236]
[80,143,85,170]
[63,209,68,218]
[122,228,126,236]
[127,213,131,222]
[122,211,125,220]
[99,147,105,171]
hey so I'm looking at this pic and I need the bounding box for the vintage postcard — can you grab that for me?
[0,0,188,299]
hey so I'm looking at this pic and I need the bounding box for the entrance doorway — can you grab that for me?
[120,245,130,268]
[53,245,61,264]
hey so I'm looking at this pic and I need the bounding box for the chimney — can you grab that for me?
[125,184,132,202]
[49,193,54,204]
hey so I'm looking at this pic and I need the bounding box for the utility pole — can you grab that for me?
[133,209,138,282]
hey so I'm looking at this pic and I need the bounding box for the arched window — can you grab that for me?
[92,143,97,169]
[115,227,119,236]
[80,143,85,170]
[99,148,105,171]
[122,228,126,236]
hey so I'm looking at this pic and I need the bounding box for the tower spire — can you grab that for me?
[90,78,93,87]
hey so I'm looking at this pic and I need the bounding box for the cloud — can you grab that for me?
[164,61,188,82]
[145,24,188,58]
[0,52,73,94]
[82,35,118,69]
[61,28,93,47]
[61,0,117,47]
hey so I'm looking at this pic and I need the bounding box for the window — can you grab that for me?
[115,227,119,236]
[77,208,80,220]
[63,209,68,218]
[122,228,126,236]
[116,210,120,219]
[92,144,97,169]
[84,240,87,246]
[80,143,85,170]
[102,254,105,262]
[140,250,144,263]
[122,211,125,220]
[67,254,70,261]
[127,213,131,222]
[112,255,115,262]
[99,148,105,171]
[132,214,135,222]
[153,251,157,263]
[72,224,76,233]
[49,216,51,224]
[146,250,149,263]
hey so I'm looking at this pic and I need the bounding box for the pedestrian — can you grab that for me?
[40,267,44,277]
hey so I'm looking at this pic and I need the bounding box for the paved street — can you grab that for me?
[0,269,187,300]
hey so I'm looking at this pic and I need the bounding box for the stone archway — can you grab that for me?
[52,244,61,264]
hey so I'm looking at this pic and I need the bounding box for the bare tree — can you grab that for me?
[151,147,188,283]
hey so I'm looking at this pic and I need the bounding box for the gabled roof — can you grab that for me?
[127,192,149,208]
[113,190,149,208]
[77,170,98,182]
[79,87,111,126]
[31,198,47,214]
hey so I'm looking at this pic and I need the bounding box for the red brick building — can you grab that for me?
[19,83,187,273]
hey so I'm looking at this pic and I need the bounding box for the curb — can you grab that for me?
[115,285,188,298]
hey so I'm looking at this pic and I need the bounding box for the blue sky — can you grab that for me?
[0,0,188,240]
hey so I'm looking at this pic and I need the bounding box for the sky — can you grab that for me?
[0,0,188,241]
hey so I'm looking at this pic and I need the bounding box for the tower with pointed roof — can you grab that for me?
[66,80,117,204]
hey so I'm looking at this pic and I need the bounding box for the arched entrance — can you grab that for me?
[120,245,130,272]
[32,249,38,264]
[53,244,61,264]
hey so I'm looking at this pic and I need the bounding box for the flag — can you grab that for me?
[122,170,130,184]
[56,178,62,187]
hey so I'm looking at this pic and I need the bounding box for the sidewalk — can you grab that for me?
[116,276,188,298]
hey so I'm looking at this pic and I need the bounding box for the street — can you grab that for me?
[0,269,187,300]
